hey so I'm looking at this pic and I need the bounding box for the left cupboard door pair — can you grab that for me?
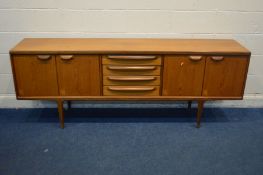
[12,55,101,97]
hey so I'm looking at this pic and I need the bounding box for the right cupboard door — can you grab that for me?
[202,56,249,97]
[56,55,101,96]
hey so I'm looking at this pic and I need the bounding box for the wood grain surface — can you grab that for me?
[12,55,59,96]
[163,55,206,96]
[202,56,249,97]
[56,55,101,96]
[10,38,250,55]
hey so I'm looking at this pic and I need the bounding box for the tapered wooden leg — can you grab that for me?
[57,100,64,129]
[188,101,192,109]
[196,101,204,128]
[67,101,71,110]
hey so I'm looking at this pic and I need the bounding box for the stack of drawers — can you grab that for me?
[102,55,163,96]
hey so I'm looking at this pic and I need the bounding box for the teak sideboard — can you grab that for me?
[10,38,251,128]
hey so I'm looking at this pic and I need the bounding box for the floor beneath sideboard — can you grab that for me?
[0,108,263,175]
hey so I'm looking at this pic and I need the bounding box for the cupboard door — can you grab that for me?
[163,55,206,96]
[12,55,59,97]
[202,56,249,97]
[56,55,101,96]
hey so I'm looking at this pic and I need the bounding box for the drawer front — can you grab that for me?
[103,65,161,76]
[102,55,162,65]
[103,86,160,96]
[103,76,160,86]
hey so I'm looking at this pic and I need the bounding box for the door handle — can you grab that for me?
[189,56,203,61]
[211,56,224,61]
[37,55,51,60]
[60,55,74,60]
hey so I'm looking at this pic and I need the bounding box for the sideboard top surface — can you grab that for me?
[10,38,250,55]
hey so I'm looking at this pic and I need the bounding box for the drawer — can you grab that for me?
[103,65,161,76]
[102,55,162,65]
[103,86,160,96]
[103,76,160,86]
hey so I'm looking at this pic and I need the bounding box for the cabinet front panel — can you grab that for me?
[56,55,101,96]
[202,56,249,97]
[162,55,206,96]
[12,55,59,96]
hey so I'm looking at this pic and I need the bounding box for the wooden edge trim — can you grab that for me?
[240,55,251,97]
[17,96,243,101]
[10,55,20,99]
[9,51,251,56]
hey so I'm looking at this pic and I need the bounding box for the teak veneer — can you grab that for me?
[10,38,251,128]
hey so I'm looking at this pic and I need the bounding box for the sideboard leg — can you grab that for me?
[67,101,71,110]
[188,101,192,109]
[196,101,205,128]
[57,100,65,129]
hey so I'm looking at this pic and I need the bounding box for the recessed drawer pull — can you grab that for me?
[37,55,51,60]
[107,66,156,70]
[107,55,157,60]
[108,76,156,81]
[189,56,203,61]
[211,56,224,61]
[107,66,157,71]
[60,55,74,60]
[108,86,156,91]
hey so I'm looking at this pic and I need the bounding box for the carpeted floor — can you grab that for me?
[0,107,263,175]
